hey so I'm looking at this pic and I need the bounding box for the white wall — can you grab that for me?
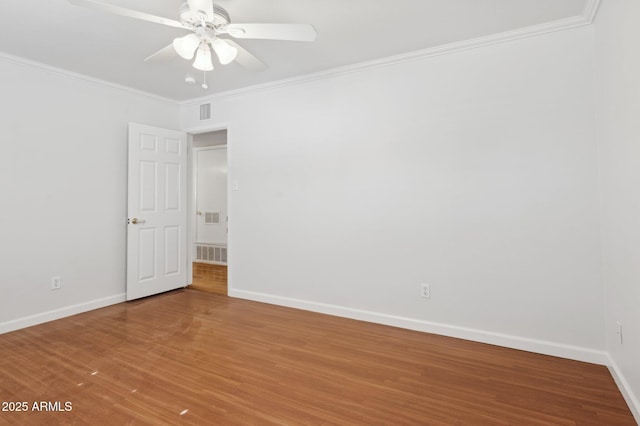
[594,0,640,418]
[0,57,179,330]
[182,27,605,360]
[196,147,228,245]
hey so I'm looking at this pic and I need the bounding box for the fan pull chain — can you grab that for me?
[202,70,208,89]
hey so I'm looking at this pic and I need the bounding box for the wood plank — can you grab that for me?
[189,262,227,295]
[0,289,634,425]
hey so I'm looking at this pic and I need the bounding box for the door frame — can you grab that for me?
[192,144,228,265]
[186,125,231,289]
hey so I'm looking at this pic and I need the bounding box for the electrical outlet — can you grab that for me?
[616,321,623,344]
[421,283,430,298]
[51,276,61,290]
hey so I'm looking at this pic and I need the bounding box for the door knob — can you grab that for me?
[131,218,146,224]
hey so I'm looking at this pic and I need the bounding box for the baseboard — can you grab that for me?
[607,355,640,423]
[229,289,608,365]
[0,293,126,334]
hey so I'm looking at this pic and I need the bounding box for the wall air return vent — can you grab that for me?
[205,212,220,224]
[199,103,211,120]
[196,244,227,265]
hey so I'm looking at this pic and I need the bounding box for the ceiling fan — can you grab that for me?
[68,0,317,73]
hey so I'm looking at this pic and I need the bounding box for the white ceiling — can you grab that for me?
[0,0,589,101]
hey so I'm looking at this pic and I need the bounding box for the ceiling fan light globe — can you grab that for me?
[212,39,238,65]
[193,45,214,71]
[173,34,200,60]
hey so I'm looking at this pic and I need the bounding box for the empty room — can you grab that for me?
[0,0,638,424]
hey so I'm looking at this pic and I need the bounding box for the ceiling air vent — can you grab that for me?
[199,103,211,120]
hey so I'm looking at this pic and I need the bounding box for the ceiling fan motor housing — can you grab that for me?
[179,2,230,31]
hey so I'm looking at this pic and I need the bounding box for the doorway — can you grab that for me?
[188,130,228,295]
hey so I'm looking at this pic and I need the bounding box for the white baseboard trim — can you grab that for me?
[229,289,608,365]
[607,355,640,423]
[0,293,126,335]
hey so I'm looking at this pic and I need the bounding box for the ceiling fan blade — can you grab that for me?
[223,39,267,71]
[68,0,187,29]
[144,43,178,63]
[187,0,215,21]
[226,23,317,42]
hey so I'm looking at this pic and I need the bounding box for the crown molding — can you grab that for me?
[182,3,601,107]
[0,51,177,105]
[583,0,602,24]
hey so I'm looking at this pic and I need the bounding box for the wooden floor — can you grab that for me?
[0,290,634,425]
[188,262,227,295]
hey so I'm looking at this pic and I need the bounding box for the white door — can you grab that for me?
[127,123,188,301]
[196,147,228,246]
